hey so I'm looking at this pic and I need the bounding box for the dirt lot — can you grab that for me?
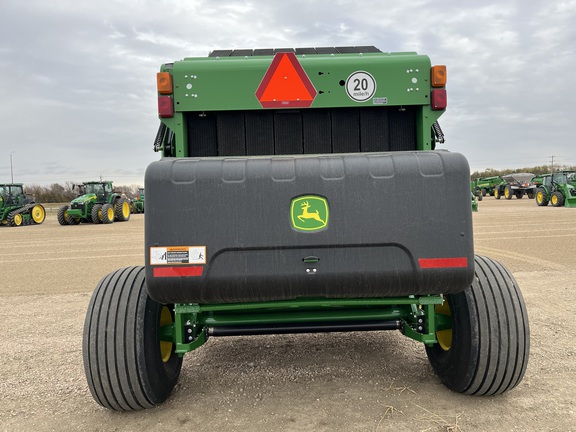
[1,198,575,431]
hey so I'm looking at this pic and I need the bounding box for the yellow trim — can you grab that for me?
[159,306,173,362]
[435,300,452,351]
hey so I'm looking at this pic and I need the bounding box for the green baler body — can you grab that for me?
[158,48,444,158]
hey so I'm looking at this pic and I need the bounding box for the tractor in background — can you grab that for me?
[132,187,145,213]
[535,172,576,207]
[0,183,46,227]
[493,173,537,199]
[58,181,131,225]
[473,176,502,197]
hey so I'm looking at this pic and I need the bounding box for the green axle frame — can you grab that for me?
[162,296,448,355]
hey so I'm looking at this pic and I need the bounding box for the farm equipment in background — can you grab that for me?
[83,46,530,411]
[58,181,131,225]
[132,187,145,213]
[470,181,480,210]
[473,176,502,197]
[535,172,576,207]
[493,173,537,200]
[0,183,46,227]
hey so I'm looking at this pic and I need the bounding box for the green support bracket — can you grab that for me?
[167,295,445,355]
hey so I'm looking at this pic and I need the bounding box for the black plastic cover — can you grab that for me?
[145,151,474,304]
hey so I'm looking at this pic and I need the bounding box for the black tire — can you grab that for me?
[426,255,530,395]
[551,191,565,207]
[536,187,548,206]
[101,204,114,224]
[7,211,23,227]
[91,204,103,224]
[57,205,70,225]
[504,185,513,200]
[115,198,131,221]
[494,188,501,199]
[83,266,183,411]
[527,190,535,199]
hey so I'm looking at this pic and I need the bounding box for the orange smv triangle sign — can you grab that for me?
[255,52,317,108]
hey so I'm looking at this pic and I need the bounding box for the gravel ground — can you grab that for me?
[1,198,575,431]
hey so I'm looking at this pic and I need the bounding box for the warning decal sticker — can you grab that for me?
[150,246,206,265]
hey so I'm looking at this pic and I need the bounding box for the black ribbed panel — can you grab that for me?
[360,108,390,152]
[217,112,246,156]
[245,111,275,155]
[274,111,303,155]
[187,113,217,156]
[186,107,416,156]
[303,110,332,153]
[332,109,360,153]
[389,109,417,151]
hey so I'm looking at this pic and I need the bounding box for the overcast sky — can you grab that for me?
[1,0,574,186]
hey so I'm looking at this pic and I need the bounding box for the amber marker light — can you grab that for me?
[431,65,447,88]
[157,72,173,94]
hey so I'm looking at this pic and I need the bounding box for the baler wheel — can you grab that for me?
[425,255,530,395]
[101,204,115,224]
[82,266,182,411]
[91,204,103,224]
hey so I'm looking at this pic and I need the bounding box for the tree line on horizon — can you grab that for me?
[23,182,143,203]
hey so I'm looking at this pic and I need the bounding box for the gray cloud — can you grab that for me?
[1,0,574,186]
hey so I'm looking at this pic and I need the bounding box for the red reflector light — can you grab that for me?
[153,266,204,277]
[158,95,174,118]
[418,257,468,268]
[431,89,447,110]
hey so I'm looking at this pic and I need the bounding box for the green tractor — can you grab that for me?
[82,46,530,411]
[535,172,576,207]
[0,183,46,227]
[470,181,480,211]
[58,181,131,225]
[473,176,502,197]
[132,187,145,213]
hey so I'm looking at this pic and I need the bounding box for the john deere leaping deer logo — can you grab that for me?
[290,195,329,232]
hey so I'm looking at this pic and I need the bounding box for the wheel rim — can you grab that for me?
[159,306,174,363]
[537,191,543,204]
[435,300,452,351]
[107,207,115,220]
[32,205,45,223]
[14,214,23,226]
[551,195,557,205]
[505,189,510,198]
